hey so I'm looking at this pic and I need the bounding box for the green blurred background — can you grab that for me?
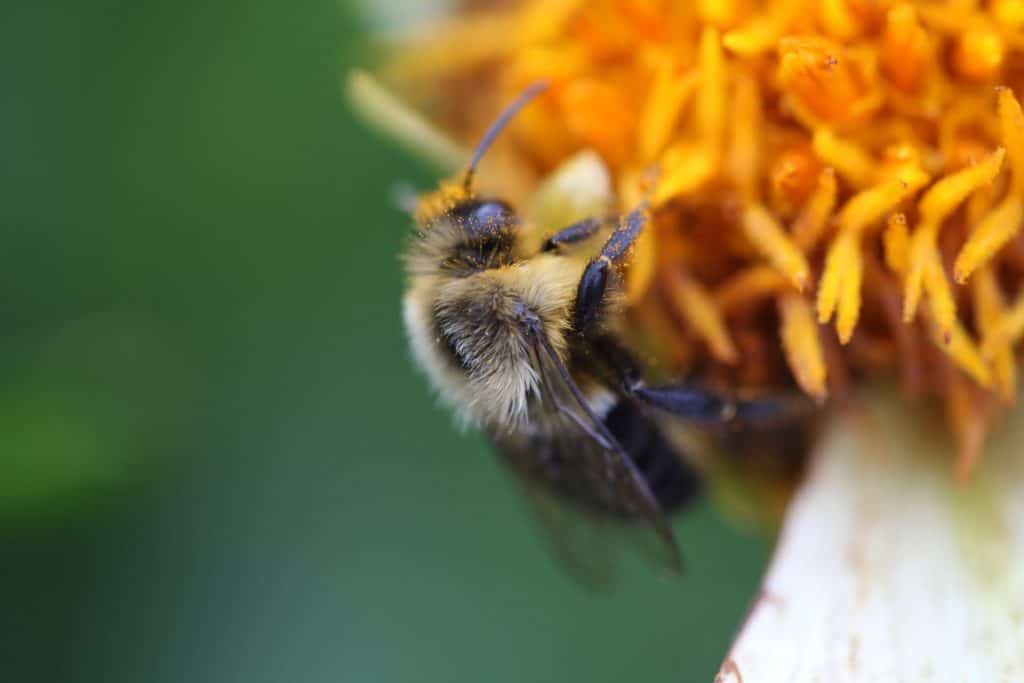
[0,2,770,681]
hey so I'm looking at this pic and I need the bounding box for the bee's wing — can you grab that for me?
[491,326,682,583]
[501,470,618,589]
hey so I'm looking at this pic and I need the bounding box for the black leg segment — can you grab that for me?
[588,334,642,390]
[631,385,732,423]
[602,398,703,513]
[570,206,649,335]
[543,217,603,252]
[633,384,813,426]
[600,205,647,263]
[573,258,609,333]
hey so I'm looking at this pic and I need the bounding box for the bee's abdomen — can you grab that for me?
[603,400,702,513]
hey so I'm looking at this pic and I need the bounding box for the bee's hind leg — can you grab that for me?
[635,383,815,426]
[591,335,805,427]
[572,206,647,333]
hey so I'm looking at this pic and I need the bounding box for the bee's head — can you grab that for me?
[448,197,518,234]
[407,187,520,274]
[407,82,546,275]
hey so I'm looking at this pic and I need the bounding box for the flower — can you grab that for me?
[351,0,1024,677]
[364,0,1024,474]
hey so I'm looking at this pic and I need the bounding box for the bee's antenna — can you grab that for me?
[463,81,549,192]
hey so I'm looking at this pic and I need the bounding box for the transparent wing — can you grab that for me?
[490,326,682,583]
[503,472,618,590]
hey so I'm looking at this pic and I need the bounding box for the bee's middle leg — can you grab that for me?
[591,335,801,426]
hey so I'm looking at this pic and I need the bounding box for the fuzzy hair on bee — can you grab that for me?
[398,83,813,582]
[404,181,620,431]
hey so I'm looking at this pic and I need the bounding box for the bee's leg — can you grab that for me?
[590,335,643,389]
[542,217,603,252]
[591,335,803,425]
[572,206,647,333]
[636,384,814,425]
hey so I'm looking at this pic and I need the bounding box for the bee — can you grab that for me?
[402,83,813,581]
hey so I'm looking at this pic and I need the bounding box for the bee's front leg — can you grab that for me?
[572,205,647,333]
[541,216,604,252]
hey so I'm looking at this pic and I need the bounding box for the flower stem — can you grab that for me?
[716,387,1024,681]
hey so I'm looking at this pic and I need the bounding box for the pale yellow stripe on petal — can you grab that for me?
[954,196,1024,283]
[972,267,1017,401]
[666,271,739,365]
[997,87,1024,196]
[778,293,828,399]
[812,129,876,188]
[792,168,837,251]
[741,204,810,291]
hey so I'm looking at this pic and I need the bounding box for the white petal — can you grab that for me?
[718,388,1024,681]
[528,150,613,231]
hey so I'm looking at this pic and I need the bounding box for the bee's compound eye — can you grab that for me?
[452,199,518,236]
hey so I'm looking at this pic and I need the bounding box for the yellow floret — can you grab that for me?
[373,0,1024,467]
[903,148,1006,336]
[779,293,828,399]
[741,204,810,291]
